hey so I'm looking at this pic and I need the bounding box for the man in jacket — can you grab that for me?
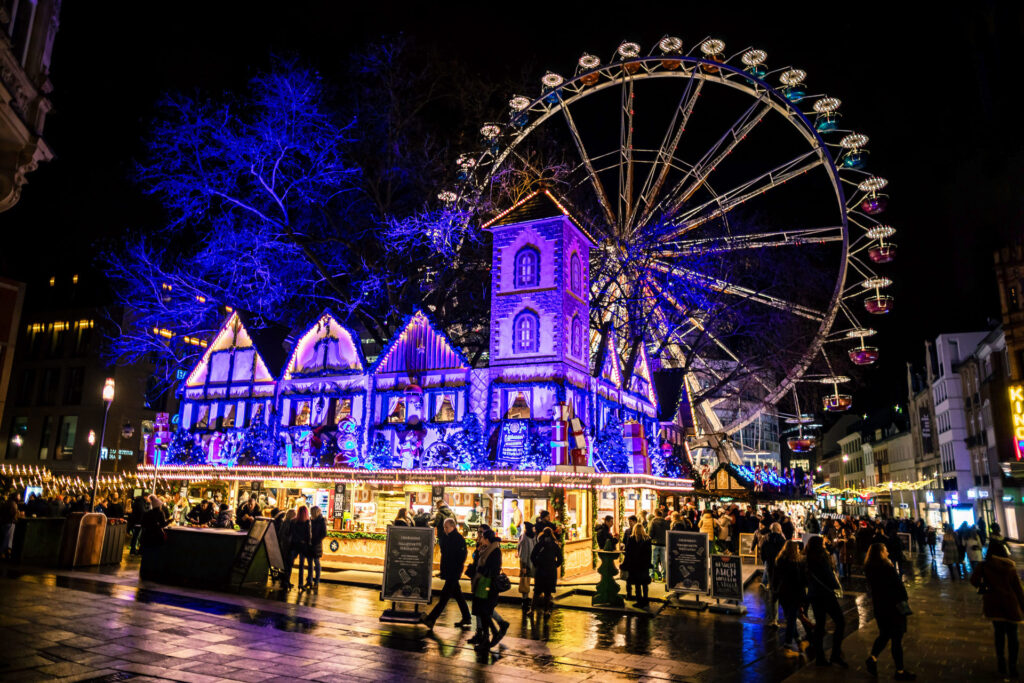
[648,509,669,581]
[423,518,472,629]
[236,496,260,531]
[596,515,617,550]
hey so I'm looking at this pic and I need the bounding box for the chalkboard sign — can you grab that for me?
[738,532,756,559]
[898,532,912,554]
[230,518,271,588]
[380,525,434,603]
[263,519,283,571]
[666,531,709,594]
[711,554,743,600]
[333,484,345,520]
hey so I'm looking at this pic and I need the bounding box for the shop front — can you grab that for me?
[140,465,693,579]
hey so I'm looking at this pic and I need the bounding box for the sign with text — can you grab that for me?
[498,420,529,467]
[711,554,743,600]
[1011,384,1024,460]
[380,525,434,604]
[666,531,709,594]
[333,484,345,520]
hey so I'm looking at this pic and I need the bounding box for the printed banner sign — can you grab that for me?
[380,526,434,604]
[666,531,708,594]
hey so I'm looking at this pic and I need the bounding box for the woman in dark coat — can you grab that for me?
[469,528,503,648]
[971,540,1024,679]
[530,526,563,611]
[623,521,653,607]
[864,543,915,679]
[805,534,846,667]
[771,540,808,654]
[291,506,313,591]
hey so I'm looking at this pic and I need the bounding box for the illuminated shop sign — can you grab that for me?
[1010,384,1024,460]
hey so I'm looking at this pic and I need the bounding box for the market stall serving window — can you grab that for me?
[505,390,531,419]
[564,490,591,541]
[434,393,456,422]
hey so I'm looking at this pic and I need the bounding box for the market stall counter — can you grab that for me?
[140,526,265,589]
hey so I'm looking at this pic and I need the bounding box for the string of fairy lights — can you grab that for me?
[0,463,179,496]
[813,478,936,499]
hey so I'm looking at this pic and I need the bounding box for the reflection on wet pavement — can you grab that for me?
[0,553,882,682]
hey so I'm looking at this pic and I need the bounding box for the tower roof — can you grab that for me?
[482,188,598,245]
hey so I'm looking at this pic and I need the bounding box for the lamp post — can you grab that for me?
[91,378,115,512]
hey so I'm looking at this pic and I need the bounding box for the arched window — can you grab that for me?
[513,309,540,354]
[571,315,583,357]
[570,252,582,295]
[514,246,540,288]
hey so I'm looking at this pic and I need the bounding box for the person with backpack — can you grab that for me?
[971,538,1024,679]
[864,543,915,680]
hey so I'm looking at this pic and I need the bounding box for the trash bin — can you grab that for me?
[100,519,128,565]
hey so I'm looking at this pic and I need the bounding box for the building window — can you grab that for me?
[6,417,28,459]
[56,416,77,460]
[38,368,59,406]
[221,403,236,428]
[294,401,311,426]
[334,398,353,423]
[514,246,540,288]
[570,252,582,295]
[387,398,406,423]
[64,367,85,405]
[38,416,53,460]
[195,405,210,429]
[434,394,456,423]
[513,309,540,354]
[571,315,583,357]
[506,391,531,419]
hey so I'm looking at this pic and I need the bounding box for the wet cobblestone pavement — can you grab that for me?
[0,549,1003,682]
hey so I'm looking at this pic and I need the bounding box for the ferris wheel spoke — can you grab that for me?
[650,261,826,322]
[662,100,774,219]
[560,101,618,233]
[618,77,636,238]
[631,77,705,230]
[658,226,843,257]
[667,152,824,239]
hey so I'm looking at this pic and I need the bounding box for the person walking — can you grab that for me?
[1,494,20,560]
[648,509,669,581]
[517,521,538,609]
[926,526,937,558]
[531,526,563,611]
[864,543,915,679]
[423,518,472,629]
[988,523,1010,559]
[307,506,327,591]
[469,527,504,648]
[941,526,962,579]
[292,505,313,591]
[762,522,787,627]
[971,539,1024,678]
[772,540,808,655]
[623,520,653,608]
[805,535,847,667]
[962,522,984,574]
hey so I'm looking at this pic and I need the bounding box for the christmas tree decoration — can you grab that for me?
[448,412,488,470]
[364,433,394,470]
[594,415,628,473]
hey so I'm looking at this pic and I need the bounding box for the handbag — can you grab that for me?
[474,575,492,599]
[810,567,843,600]
[494,572,512,593]
[895,600,913,616]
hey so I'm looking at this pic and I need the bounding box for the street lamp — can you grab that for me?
[91,378,115,512]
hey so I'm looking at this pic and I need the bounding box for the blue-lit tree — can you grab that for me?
[362,433,394,470]
[519,427,551,471]
[237,420,279,466]
[448,412,488,469]
[594,415,628,473]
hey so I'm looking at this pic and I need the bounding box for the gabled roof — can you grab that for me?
[482,188,598,245]
[184,312,276,388]
[627,344,658,406]
[371,309,470,375]
[282,309,365,380]
[597,329,623,388]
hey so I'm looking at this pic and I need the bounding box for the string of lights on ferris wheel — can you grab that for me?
[438,35,896,437]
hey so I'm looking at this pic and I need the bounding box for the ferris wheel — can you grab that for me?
[442,36,896,439]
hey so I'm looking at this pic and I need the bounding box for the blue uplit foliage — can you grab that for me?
[594,415,628,473]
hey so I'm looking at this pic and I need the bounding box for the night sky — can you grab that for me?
[3,1,1022,414]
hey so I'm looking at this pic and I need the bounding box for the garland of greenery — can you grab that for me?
[549,488,567,577]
